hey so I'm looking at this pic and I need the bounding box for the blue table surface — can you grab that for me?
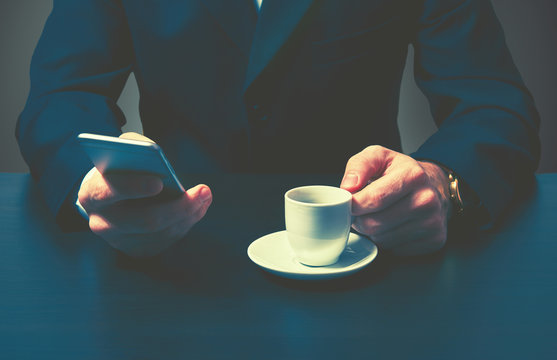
[1,173,556,359]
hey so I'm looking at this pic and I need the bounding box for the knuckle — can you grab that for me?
[353,216,375,236]
[365,145,385,154]
[89,183,112,204]
[362,145,387,160]
[352,197,368,215]
[88,215,111,236]
[362,218,380,235]
[415,189,438,211]
[349,145,382,165]
[353,190,376,210]
[410,165,427,185]
[77,188,90,208]
[364,191,385,210]
[346,153,364,168]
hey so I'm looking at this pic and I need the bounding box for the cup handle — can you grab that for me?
[349,200,355,231]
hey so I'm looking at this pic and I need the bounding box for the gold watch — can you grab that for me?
[448,172,465,215]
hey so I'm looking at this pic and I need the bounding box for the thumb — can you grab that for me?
[340,145,391,192]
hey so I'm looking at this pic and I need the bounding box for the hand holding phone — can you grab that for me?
[77,132,185,200]
[76,132,212,257]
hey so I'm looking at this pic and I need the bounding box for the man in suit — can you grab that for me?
[16,0,540,257]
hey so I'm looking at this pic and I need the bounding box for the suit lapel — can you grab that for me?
[199,0,257,57]
[243,0,316,93]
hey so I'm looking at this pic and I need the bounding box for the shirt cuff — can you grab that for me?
[75,167,97,220]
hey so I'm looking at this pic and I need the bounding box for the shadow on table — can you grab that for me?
[109,231,247,295]
[108,223,488,295]
[260,244,457,293]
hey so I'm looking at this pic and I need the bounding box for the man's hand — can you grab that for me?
[340,145,452,256]
[78,132,212,257]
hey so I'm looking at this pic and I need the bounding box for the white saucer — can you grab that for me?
[247,231,378,280]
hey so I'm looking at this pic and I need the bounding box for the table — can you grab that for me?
[1,173,556,359]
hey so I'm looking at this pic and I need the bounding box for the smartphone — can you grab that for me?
[77,133,185,199]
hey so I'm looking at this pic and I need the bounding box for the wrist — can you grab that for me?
[415,160,491,228]
[418,161,454,219]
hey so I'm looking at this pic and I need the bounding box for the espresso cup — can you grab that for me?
[285,185,352,266]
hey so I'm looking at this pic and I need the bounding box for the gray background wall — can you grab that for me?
[1,0,555,173]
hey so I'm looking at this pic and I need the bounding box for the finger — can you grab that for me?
[352,187,441,234]
[351,161,428,216]
[99,184,212,234]
[79,170,163,211]
[352,193,414,236]
[115,185,212,233]
[340,145,393,193]
[88,213,119,239]
[366,214,447,252]
[163,192,212,236]
[91,190,212,257]
[127,195,211,247]
[362,218,425,250]
[119,132,156,143]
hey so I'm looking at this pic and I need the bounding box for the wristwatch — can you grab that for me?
[423,160,487,223]
[448,171,465,215]
[430,161,467,217]
[432,162,489,225]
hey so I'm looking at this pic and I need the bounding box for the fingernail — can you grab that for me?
[341,173,359,189]
[199,187,212,203]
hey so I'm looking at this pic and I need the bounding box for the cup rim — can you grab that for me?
[285,185,352,207]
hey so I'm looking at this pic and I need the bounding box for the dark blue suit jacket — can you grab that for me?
[17,0,540,229]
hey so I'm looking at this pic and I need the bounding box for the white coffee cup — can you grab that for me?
[285,185,352,266]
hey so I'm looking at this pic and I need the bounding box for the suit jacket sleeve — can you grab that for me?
[410,0,541,226]
[16,0,132,229]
